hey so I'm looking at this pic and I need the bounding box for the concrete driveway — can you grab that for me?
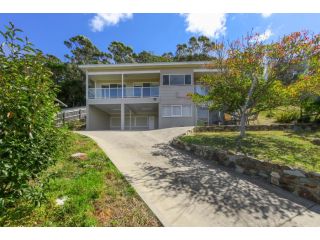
[78,127,320,226]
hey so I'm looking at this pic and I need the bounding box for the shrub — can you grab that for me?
[275,109,300,123]
[0,23,64,208]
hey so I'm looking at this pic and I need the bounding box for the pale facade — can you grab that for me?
[80,61,223,130]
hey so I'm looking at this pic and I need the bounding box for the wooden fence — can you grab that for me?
[56,107,86,126]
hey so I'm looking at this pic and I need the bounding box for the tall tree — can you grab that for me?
[58,35,112,107]
[64,35,111,64]
[108,41,135,63]
[175,36,216,61]
[133,50,173,63]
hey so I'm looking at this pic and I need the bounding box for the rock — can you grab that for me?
[258,171,269,179]
[297,187,319,203]
[235,165,244,174]
[271,171,280,186]
[55,196,68,206]
[307,172,320,179]
[71,152,88,160]
[283,169,306,178]
[311,138,320,146]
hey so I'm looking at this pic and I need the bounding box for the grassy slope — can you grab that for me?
[180,131,320,173]
[0,132,161,227]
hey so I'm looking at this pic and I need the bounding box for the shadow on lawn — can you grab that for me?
[132,142,320,226]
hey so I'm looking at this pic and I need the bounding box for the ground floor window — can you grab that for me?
[161,105,192,117]
[110,115,150,129]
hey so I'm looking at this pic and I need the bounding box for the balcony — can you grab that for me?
[88,86,159,99]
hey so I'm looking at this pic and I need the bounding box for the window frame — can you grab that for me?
[171,105,182,117]
[162,74,192,86]
[161,105,192,118]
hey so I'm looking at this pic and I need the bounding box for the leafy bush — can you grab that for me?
[65,119,86,131]
[275,109,300,123]
[0,23,64,208]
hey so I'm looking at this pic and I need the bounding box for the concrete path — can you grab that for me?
[77,128,320,226]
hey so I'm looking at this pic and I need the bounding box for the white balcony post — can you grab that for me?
[85,70,89,129]
[129,110,132,130]
[121,73,124,99]
[121,103,125,130]
[85,71,88,102]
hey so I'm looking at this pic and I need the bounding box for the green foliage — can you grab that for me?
[0,133,161,227]
[0,22,64,208]
[108,41,135,63]
[275,109,301,123]
[64,35,111,64]
[180,131,320,172]
[301,96,320,121]
[64,120,86,131]
[175,36,217,61]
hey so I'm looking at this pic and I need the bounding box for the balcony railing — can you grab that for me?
[88,87,159,99]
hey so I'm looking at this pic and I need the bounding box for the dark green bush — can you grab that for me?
[0,23,64,208]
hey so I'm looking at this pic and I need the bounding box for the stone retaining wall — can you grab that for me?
[194,124,320,133]
[170,136,320,204]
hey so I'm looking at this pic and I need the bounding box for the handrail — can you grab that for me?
[88,86,159,99]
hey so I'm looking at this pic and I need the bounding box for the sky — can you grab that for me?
[1,13,320,61]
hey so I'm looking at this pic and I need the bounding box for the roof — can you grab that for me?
[79,61,212,72]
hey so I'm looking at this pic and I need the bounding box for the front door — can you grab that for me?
[148,116,155,130]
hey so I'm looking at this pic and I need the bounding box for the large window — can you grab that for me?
[161,105,192,117]
[162,74,192,85]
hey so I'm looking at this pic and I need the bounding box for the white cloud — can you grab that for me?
[261,13,272,18]
[252,27,273,42]
[90,13,133,32]
[180,13,227,38]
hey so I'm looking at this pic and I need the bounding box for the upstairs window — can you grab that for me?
[163,75,170,85]
[162,74,192,86]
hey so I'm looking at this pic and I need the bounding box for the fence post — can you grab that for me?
[79,109,81,120]
[62,112,65,124]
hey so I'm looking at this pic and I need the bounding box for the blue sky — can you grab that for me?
[1,13,320,61]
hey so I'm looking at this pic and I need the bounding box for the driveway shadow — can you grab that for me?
[130,142,320,226]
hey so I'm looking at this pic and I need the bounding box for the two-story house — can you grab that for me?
[79,61,223,130]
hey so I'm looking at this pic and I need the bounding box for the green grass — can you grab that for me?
[0,132,161,227]
[180,130,320,173]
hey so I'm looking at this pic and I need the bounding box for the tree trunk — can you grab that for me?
[239,110,246,138]
[239,76,258,138]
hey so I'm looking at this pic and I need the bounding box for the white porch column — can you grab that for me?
[121,103,125,130]
[129,110,132,130]
[121,73,124,99]
[85,70,89,130]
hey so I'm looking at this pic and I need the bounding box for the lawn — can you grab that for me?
[0,132,161,227]
[180,130,320,173]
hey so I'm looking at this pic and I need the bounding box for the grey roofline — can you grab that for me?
[79,61,212,70]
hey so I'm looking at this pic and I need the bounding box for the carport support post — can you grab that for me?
[121,103,125,130]
[121,73,124,99]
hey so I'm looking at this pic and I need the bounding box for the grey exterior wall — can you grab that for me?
[158,68,196,129]
[87,105,110,130]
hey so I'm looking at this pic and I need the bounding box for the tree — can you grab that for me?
[108,41,135,63]
[192,33,320,137]
[273,31,320,120]
[175,36,216,61]
[59,35,112,107]
[0,22,63,207]
[133,50,173,63]
[64,35,111,64]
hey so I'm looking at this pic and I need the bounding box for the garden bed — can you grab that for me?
[0,132,161,227]
[172,130,320,203]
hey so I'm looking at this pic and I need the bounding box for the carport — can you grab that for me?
[87,103,159,130]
